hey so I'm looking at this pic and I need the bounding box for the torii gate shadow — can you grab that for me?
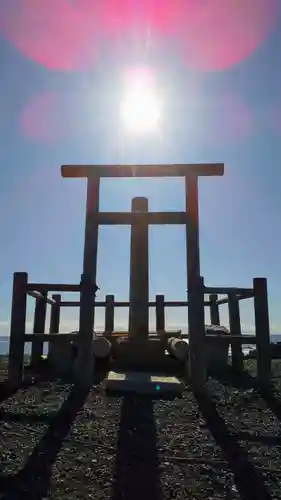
[111,393,169,500]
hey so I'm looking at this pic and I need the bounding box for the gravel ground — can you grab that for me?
[1,357,281,500]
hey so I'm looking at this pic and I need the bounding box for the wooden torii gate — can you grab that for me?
[61,163,224,389]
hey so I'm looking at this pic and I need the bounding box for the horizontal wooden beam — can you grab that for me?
[61,301,131,307]
[97,212,186,225]
[26,283,81,293]
[27,290,57,306]
[24,333,77,342]
[60,300,211,307]
[204,286,253,297]
[61,163,224,179]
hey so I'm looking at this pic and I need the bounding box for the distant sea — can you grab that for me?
[0,335,281,356]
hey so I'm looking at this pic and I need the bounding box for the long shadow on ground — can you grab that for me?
[195,389,272,500]
[111,394,162,500]
[214,365,281,429]
[0,376,36,405]
[0,384,89,500]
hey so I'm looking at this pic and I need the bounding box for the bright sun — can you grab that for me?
[120,68,161,134]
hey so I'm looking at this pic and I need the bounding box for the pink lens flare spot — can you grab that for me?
[20,92,72,143]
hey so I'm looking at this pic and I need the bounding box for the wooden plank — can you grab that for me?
[105,371,184,394]
[8,272,28,383]
[61,163,224,179]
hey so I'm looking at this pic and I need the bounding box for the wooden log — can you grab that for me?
[27,290,56,305]
[156,295,165,332]
[254,278,271,384]
[209,294,220,325]
[167,337,189,361]
[93,337,111,359]
[48,294,61,361]
[8,272,28,383]
[31,292,47,365]
[61,163,224,179]
[228,295,243,372]
[105,295,114,333]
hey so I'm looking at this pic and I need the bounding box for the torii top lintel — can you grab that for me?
[61,163,224,179]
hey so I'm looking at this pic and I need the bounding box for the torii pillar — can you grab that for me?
[129,197,149,339]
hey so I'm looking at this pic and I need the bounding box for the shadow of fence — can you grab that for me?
[195,390,272,500]
[0,385,89,500]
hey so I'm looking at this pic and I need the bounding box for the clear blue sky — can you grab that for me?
[0,1,281,335]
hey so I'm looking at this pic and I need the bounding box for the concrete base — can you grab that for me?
[104,371,184,395]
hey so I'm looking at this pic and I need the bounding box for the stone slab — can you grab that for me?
[104,371,183,395]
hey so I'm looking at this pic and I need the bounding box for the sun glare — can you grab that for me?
[120,68,161,134]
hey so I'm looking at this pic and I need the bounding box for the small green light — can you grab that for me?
[156,384,161,391]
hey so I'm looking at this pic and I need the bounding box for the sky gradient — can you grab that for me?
[0,1,281,335]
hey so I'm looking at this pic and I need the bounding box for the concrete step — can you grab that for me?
[104,371,184,395]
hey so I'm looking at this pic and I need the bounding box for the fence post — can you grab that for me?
[254,278,271,385]
[188,276,206,392]
[76,273,95,386]
[156,295,165,332]
[48,294,61,361]
[8,272,28,384]
[228,294,243,372]
[31,292,47,366]
[105,295,114,333]
[209,294,220,325]
[49,294,61,333]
